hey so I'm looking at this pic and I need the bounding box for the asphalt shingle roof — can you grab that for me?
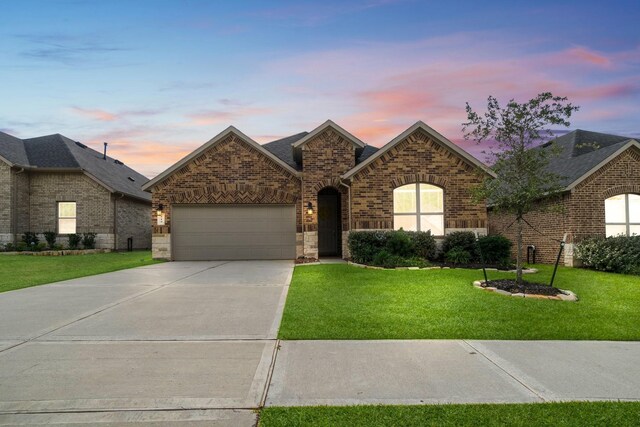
[1,133,150,201]
[262,132,380,169]
[541,129,634,187]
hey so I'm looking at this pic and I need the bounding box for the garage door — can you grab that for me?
[172,205,296,261]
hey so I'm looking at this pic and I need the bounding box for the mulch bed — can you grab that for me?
[439,262,516,270]
[483,279,566,296]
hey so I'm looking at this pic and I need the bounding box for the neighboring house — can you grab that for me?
[143,120,493,261]
[489,129,640,266]
[0,132,151,250]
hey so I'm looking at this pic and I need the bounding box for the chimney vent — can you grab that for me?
[103,142,108,160]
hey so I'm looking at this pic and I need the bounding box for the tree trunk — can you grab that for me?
[516,216,523,285]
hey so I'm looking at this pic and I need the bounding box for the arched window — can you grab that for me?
[605,194,640,236]
[393,183,444,235]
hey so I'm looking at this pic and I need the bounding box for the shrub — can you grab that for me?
[348,231,391,264]
[52,243,64,251]
[68,234,82,249]
[576,235,640,275]
[385,229,415,258]
[22,232,39,247]
[43,231,57,248]
[445,248,472,265]
[407,230,438,260]
[442,231,478,260]
[16,242,28,252]
[35,242,48,251]
[4,242,15,252]
[372,250,429,268]
[477,234,512,266]
[82,232,97,249]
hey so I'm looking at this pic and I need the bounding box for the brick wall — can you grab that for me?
[14,170,30,235]
[115,196,151,250]
[0,163,11,235]
[301,128,356,258]
[349,127,487,233]
[29,172,113,234]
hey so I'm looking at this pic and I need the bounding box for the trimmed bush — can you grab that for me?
[22,232,39,247]
[478,234,512,266]
[385,229,415,258]
[4,243,15,252]
[408,230,438,260]
[348,231,390,264]
[445,248,472,265]
[35,242,48,251]
[43,231,57,248]
[576,235,640,275]
[82,233,97,249]
[68,234,82,249]
[16,242,28,251]
[442,231,477,260]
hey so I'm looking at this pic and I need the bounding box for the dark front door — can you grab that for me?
[318,188,341,257]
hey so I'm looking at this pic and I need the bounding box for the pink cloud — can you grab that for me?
[564,47,612,68]
[185,107,272,126]
[71,107,117,121]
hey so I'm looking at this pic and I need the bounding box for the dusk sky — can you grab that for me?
[2,0,639,178]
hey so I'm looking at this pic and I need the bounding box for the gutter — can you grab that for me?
[339,178,352,233]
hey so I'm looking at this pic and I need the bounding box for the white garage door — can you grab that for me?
[172,205,296,261]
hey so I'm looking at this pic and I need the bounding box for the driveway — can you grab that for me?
[0,260,293,426]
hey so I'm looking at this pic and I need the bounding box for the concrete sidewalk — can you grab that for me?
[266,340,640,406]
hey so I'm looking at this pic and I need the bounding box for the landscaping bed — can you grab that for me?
[482,279,564,296]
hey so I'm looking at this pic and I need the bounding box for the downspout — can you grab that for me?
[339,178,351,257]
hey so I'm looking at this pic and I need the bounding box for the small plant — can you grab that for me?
[445,248,472,265]
[43,231,57,248]
[52,243,64,251]
[4,242,15,252]
[36,242,48,251]
[16,242,28,252]
[68,234,82,249]
[82,232,97,249]
[22,232,39,247]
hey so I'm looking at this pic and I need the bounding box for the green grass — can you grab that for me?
[278,264,640,340]
[259,402,640,427]
[0,251,163,293]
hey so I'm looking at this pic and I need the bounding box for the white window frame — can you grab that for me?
[57,201,77,234]
[605,193,640,237]
[393,183,444,235]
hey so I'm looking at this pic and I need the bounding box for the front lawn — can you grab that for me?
[0,251,162,293]
[260,402,640,427]
[278,264,640,340]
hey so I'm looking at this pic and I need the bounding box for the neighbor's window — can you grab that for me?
[393,183,444,235]
[58,202,77,234]
[605,194,640,237]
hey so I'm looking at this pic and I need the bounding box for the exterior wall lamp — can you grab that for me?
[306,202,314,215]
[156,203,164,216]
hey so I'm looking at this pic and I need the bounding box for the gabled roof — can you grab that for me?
[142,126,300,191]
[291,120,365,149]
[23,134,151,201]
[262,132,308,169]
[342,121,495,179]
[540,129,639,189]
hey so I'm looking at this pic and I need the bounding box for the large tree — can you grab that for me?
[463,92,579,284]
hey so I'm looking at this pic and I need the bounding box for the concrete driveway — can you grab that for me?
[0,260,293,426]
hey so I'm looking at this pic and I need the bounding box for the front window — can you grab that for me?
[58,202,77,234]
[605,194,640,236]
[393,183,444,235]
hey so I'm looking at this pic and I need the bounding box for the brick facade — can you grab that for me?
[149,133,301,259]
[350,127,487,233]
[488,146,640,265]
[0,165,151,249]
[115,197,152,250]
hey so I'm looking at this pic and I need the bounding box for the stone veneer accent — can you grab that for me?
[488,146,640,265]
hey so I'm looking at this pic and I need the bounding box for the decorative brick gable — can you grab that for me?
[349,128,487,232]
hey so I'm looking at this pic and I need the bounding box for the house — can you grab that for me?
[488,129,640,266]
[143,120,493,261]
[0,132,151,250]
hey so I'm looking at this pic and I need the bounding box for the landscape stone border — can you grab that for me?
[0,249,113,256]
[472,280,578,301]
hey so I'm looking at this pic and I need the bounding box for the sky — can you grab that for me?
[1,0,639,178]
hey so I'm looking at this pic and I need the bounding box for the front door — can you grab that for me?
[318,188,341,257]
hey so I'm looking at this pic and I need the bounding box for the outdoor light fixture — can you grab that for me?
[306,202,313,215]
[156,204,164,215]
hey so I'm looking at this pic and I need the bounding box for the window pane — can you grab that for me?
[59,218,76,234]
[393,184,417,214]
[420,214,444,235]
[58,202,76,218]
[394,215,417,231]
[419,184,443,213]
[606,224,626,237]
[629,194,640,222]
[630,225,640,236]
[605,195,626,223]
